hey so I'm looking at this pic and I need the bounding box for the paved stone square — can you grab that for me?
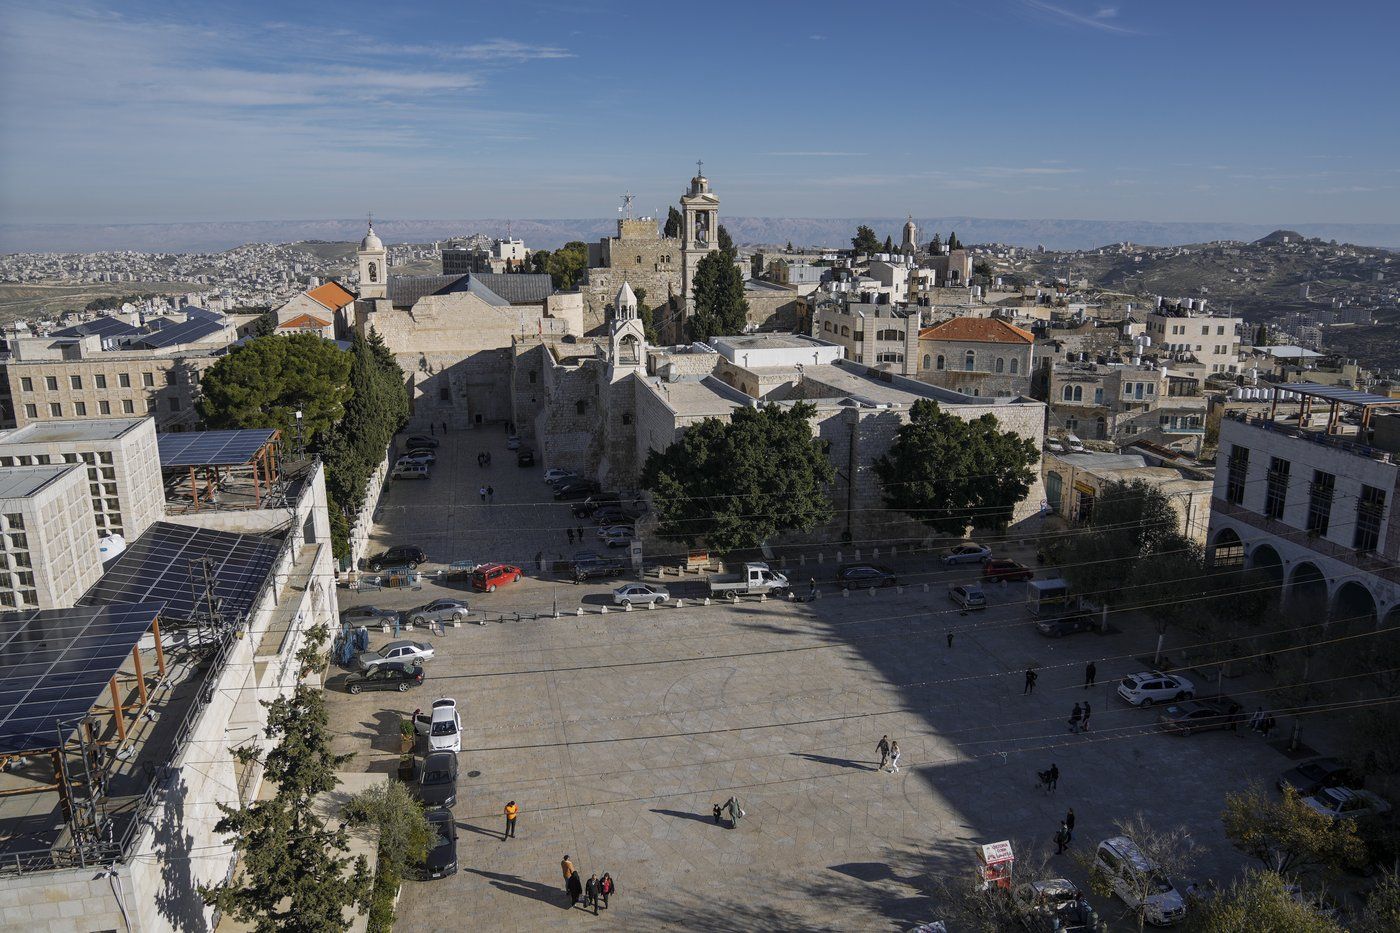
[327,427,1293,931]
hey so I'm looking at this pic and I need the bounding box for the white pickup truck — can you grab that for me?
[708,562,790,598]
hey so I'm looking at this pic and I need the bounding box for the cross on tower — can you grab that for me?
[696,159,704,177]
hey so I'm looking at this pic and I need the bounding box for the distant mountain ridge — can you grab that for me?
[3,216,1397,254]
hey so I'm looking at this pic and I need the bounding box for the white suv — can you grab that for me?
[1116,671,1195,708]
[424,698,461,754]
[1093,836,1187,926]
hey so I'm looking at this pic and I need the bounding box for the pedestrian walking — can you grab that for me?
[561,854,576,901]
[1068,703,1083,733]
[1055,820,1071,854]
[1081,701,1091,732]
[1065,807,1075,839]
[484,451,491,466]
[712,803,723,824]
[808,577,818,600]
[487,485,494,503]
[568,528,576,545]
[1084,661,1097,689]
[1048,763,1059,791]
[1247,707,1264,732]
[1023,667,1038,695]
[599,872,615,909]
[503,801,518,839]
[478,485,487,503]
[441,421,447,434]
[947,630,954,649]
[725,795,745,828]
[577,526,584,542]
[1261,713,1276,740]
[585,873,599,915]
[535,550,544,573]
[567,869,583,907]
[876,735,890,770]
[430,423,435,436]
[887,740,901,773]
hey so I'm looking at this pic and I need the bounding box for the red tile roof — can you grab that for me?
[277,313,332,330]
[307,281,357,311]
[919,317,1034,344]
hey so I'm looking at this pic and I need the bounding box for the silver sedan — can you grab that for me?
[407,598,473,627]
[612,582,670,607]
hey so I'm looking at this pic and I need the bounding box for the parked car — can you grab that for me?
[1278,758,1365,797]
[341,605,400,626]
[983,559,1034,582]
[407,598,471,627]
[596,523,634,538]
[1157,696,1244,735]
[417,751,458,808]
[357,639,435,670]
[1303,787,1392,820]
[424,698,461,754]
[516,448,535,466]
[544,469,578,486]
[573,492,626,518]
[404,435,438,449]
[613,582,670,607]
[1012,878,1099,931]
[366,546,427,571]
[836,563,898,589]
[1035,614,1097,638]
[601,527,634,549]
[334,661,424,695]
[397,449,436,465]
[423,808,458,880]
[591,506,631,526]
[1093,836,1187,926]
[1117,671,1195,708]
[392,463,430,481]
[943,543,992,565]
[554,480,601,500]
[470,562,523,592]
[571,552,627,582]
[948,584,987,609]
[506,435,522,450]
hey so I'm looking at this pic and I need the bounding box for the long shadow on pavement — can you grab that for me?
[790,751,877,771]
[650,807,727,827]
[464,868,570,909]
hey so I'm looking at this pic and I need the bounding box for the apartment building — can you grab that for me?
[1048,360,1206,452]
[1144,302,1242,376]
[0,465,102,609]
[811,296,920,375]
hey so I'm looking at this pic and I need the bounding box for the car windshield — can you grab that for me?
[1150,875,1175,894]
[431,721,457,736]
[431,826,452,848]
[423,769,452,784]
[1297,762,1329,780]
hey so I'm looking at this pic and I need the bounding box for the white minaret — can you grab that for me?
[357,219,387,300]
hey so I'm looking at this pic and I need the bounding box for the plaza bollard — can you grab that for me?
[922,583,929,593]
[703,597,711,606]
[836,550,843,563]
[817,552,824,564]
[624,602,632,611]
[873,547,879,558]
[814,589,821,599]
[854,549,861,560]
[799,554,806,566]
[577,607,584,616]
[759,593,766,602]
[601,606,609,614]
[554,610,561,619]
[897,587,903,595]
[675,599,684,608]
[891,545,898,557]
[869,586,876,596]
[647,600,656,609]
[843,588,849,598]
[452,619,461,628]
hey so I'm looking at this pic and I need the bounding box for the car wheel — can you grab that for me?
[397,683,410,693]
[488,584,496,592]
[348,684,362,695]
[1140,697,1154,708]
[514,574,522,583]
[620,599,631,608]
[453,612,466,622]
[407,561,419,570]
[369,562,382,572]
[412,616,426,626]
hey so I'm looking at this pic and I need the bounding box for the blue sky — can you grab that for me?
[1,0,1396,225]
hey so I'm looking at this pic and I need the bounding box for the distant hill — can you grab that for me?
[1254,229,1308,245]
[3,217,1398,254]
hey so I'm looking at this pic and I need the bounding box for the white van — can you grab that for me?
[1093,836,1187,926]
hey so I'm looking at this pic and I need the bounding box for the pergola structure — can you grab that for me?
[157,428,281,511]
[1271,382,1400,435]
[0,603,166,857]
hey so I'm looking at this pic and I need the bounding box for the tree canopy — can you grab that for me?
[718,224,736,259]
[664,206,683,239]
[545,240,589,290]
[1190,869,1343,933]
[851,225,881,255]
[928,233,943,253]
[199,685,368,931]
[947,231,962,250]
[198,333,352,443]
[689,249,749,342]
[640,402,834,553]
[1222,784,1365,877]
[874,400,1038,536]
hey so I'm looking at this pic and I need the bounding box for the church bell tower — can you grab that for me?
[679,163,720,318]
[357,219,387,300]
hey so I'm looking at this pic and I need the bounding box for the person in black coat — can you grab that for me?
[567,868,584,906]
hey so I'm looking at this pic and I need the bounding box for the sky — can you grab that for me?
[1,0,1397,226]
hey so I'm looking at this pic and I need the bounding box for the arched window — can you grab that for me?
[936,355,945,370]
[922,354,931,370]
[1009,357,1019,374]
[367,261,378,283]
[824,321,832,331]
[995,357,1005,373]
[964,351,975,371]
[1063,385,1074,401]
[841,326,850,337]
[1073,385,1083,402]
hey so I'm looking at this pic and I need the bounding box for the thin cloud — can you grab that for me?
[973,166,1082,177]
[762,151,868,157]
[446,39,575,62]
[1021,0,1138,34]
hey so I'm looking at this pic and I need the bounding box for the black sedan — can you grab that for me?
[404,435,439,449]
[1157,696,1244,735]
[341,605,401,626]
[836,563,898,589]
[418,751,459,808]
[331,661,424,695]
[423,808,458,879]
[1278,757,1364,797]
[1034,614,1096,637]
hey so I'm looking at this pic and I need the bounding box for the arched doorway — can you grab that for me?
[1209,527,1245,568]
[1288,561,1328,615]
[1045,471,1063,513]
[1248,543,1284,583]
[1332,581,1378,629]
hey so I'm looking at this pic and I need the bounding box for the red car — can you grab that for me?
[470,563,523,592]
[982,559,1034,582]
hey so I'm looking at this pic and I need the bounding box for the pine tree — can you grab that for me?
[689,250,749,341]
[851,225,881,255]
[718,224,736,260]
[929,233,942,253]
[664,207,684,239]
[883,234,894,253]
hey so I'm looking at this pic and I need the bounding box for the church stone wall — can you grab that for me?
[581,264,680,335]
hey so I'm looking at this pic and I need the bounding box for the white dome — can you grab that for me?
[360,223,383,251]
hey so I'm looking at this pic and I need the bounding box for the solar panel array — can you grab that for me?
[80,522,283,626]
[133,318,225,349]
[51,317,141,340]
[158,429,276,468]
[0,602,163,755]
[182,306,226,323]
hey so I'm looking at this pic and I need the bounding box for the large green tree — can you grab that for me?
[689,249,749,341]
[1222,784,1365,877]
[199,685,368,931]
[198,333,352,444]
[851,224,881,255]
[545,240,589,290]
[874,400,1038,536]
[1190,870,1343,933]
[717,224,736,259]
[641,402,834,552]
[664,206,683,239]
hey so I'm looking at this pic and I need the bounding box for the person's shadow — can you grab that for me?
[651,807,727,827]
[791,752,876,771]
[464,868,570,909]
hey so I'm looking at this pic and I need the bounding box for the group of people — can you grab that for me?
[565,526,588,545]
[876,735,902,773]
[476,451,493,467]
[712,796,746,828]
[1054,808,1077,854]
[1246,707,1278,738]
[478,484,495,503]
[1067,701,1092,733]
[561,856,616,914]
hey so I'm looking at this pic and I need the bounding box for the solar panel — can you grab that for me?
[0,602,163,755]
[80,522,283,626]
[51,317,141,340]
[182,306,225,323]
[159,429,276,468]
[135,318,225,349]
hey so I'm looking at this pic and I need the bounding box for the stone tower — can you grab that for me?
[901,215,918,255]
[357,220,387,300]
[608,281,646,381]
[679,164,720,316]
